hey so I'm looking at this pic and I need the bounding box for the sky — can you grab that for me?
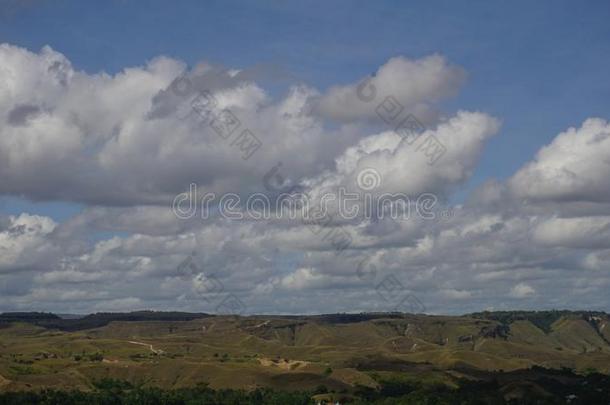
[0,0,609,315]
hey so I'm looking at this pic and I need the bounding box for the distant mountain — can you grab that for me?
[0,310,211,331]
[0,312,60,322]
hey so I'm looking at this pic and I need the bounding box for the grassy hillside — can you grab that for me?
[0,310,609,399]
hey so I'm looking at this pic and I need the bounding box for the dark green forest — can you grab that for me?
[1,372,609,405]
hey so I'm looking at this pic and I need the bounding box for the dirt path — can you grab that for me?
[127,340,164,355]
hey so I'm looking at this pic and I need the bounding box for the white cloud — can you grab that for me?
[510,118,610,203]
[280,267,329,291]
[0,44,363,206]
[0,213,58,271]
[315,55,466,122]
[1,43,610,315]
[509,283,536,298]
[324,111,501,197]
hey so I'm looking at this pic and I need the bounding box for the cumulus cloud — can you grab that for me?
[1,43,610,315]
[0,213,58,272]
[315,55,466,122]
[510,118,610,203]
[321,110,501,197]
[510,283,536,298]
[0,44,488,210]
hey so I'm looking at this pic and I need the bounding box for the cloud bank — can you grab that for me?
[1,43,609,315]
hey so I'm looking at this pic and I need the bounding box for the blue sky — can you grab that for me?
[0,0,610,308]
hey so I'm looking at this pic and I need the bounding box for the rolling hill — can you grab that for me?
[0,310,609,399]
